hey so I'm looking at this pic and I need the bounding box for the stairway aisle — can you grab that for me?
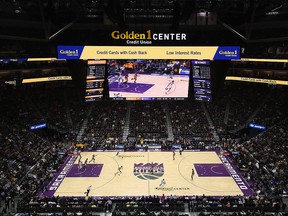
[201,102,220,143]
[163,103,174,141]
[76,103,95,143]
[122,103,132,141]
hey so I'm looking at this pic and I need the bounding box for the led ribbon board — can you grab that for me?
[248,123,266,131]
[225,76,288,85]
[57,46,240,60]
[29,123,47,130]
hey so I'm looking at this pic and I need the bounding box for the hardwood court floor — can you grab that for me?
[54,151,244,197]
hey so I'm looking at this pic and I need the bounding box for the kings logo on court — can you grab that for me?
[134,163,164,180]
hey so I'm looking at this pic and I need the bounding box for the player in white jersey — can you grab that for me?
[165,80,174,94]
[118,74,125,86]
[85,185,92,196]
[159,179,166,187]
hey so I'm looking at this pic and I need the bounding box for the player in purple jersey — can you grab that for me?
[191,168,195,180]
[89,154,96,163]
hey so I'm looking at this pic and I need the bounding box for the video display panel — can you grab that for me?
[192,60,211,79]
[194,94,212,102]
[107,59,190,100]
[192,60,212,102]
[193,79,211,89]
[85,60,106,102]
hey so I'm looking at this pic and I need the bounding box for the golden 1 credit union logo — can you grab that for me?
[218,50,238,56]
[111,30,187,44]
[59,49,79,56]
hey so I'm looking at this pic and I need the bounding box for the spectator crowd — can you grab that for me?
[0,80,288,215]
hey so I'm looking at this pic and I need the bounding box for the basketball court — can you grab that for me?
[42,151,254,198]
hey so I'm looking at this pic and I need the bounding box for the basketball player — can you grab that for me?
[89,154,96,163]
[115,166,123,176]
[118,71,124,86]
[114,93,121,98]
[118,166,123,175]
[82,158,88,169]
[165,80,174,94]
[77,148,82,156]
[85,185,92,196]
[191,168,195,180]
[179,146,183,155]
[84,158,88,165]
[124,73,129,84]
[78,157,82,166]
[133,71,138,83]
[159,179,166,187]
[78,161,83,172]
[150,162,154,174]
[78,152,82,161]
[116,151,124,159]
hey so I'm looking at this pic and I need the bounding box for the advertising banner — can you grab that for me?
[225,76,288,85]
[57,46,240,60]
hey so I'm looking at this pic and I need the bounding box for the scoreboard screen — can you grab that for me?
[192,60,212,102]
[194,88,212,95]
[87,65,105,79]
[194,94,212,102]
[192,60,211,79]
[85,60,106,102]
[107,59,190,101]
[193,79,211,89]
[86,79,104,89]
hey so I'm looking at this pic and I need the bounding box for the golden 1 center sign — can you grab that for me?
[110,30,187,44]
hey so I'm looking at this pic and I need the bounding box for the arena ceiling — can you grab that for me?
[0,0,288,44]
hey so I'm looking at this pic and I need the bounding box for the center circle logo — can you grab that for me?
[134,162,164,180]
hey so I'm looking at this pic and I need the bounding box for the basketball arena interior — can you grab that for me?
[1,0,288,215]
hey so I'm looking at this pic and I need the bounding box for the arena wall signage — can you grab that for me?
[233,58,288,63]
[248,123,266,131]
[111,30,187,45]
[22,76,72,83]
[57,45,240,60]
[0,58,61,62]
[29,123,46,130]
[225,76,288,85]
